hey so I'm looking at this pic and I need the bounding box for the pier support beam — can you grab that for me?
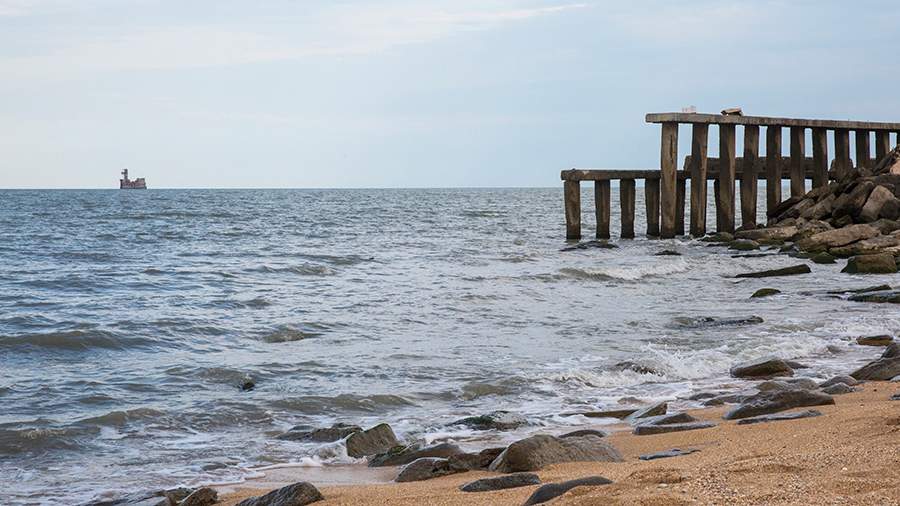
[594,180,610,239]
[740,125,759,227]
[659,122,678,238]
[876,131,890,163]
[620,179,636,239]
[717,124,736,234]
[856,130,871,169]
[676,179,686,236]
[765,126,782,217]
[689,124,709,237]
[789,126,806,197]
[564,180,581,240]
[834,129,851,180]
[812,127,828,189]
[645,179,660,237]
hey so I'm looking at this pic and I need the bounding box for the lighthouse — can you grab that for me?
[119,169,147,189]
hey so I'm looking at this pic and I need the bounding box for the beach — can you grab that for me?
[218,381,900,506]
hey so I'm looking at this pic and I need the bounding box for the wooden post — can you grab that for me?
[645,179,660,237]
[789,126,806,197]
[834,129,851,179]
[812,127,828,188]
[620,179,635,239]
[564,180,581,240]
[876,131,890,163]
[689,124,709,237]
[594,180,610,239]
[718,124,736,234]
[676,178,686,236]
[659,122,678,239]
[714,179,722,230]
[765,126,782,217]
[740,125,759,228]
[856,130,871,169]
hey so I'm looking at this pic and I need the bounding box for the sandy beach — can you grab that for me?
[219,381,900,506]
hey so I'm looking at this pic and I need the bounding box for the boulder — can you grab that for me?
[735,226,798,242]
[655,249,682,256]
[723,389,835,420]
[448,411,527,431]
[821,383,857,395]
[488,434,623,472]
[447,447,505,471]
[820,375,860,388]
[829,284,892,294]
[811,252,836,264]
[798,223,880,251]
[522,477,613,506]
[559,429,607,439]
[638,448,700,461]
[345,423,399,458]
[767,196,802,219]
[180,488,218,506]
[882,199,900,220]
[614,361,661,375]
[633,412,697,427]
[459,473,541,492]
[842,253,898,274]
[735,409,822,425]
[276,423,361,442]
[757,378,817,391]
[676,315,765,327]
[801,194,836,221]
[730,357,794,379]
[235,482,323,506]
[395,457,461,483]
[884,342,900,358]
[872,218,900,235]
[700,232,734,243]
[850,357,900,380]
[859,185,896,222]
[856,335,894,346]
[735,265,811,278]
[728,239,760,251]
[368,442,464,467]
[849,291,900,303]
[624,401,667,421]
[703,391,753,406]
[833,181,875,218]
[578,408,637,419]
[830,235,900,257]
[751,288,781,298]
[632,421,716,435]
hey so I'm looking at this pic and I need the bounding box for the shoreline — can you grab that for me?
[215,381,900,505]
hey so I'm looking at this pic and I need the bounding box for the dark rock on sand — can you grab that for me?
[639,448,700,461]
[884,342,900,358]
[82,488,193,506]
[891,393,900,401]
[235,482,323,506]
[723,390,835,420]
[821,383,857,395]
[368,442,463,467]
[632,421,716,435]
[842,253,898,274]
[857,335,894,346]
[522,476,613,506]
[757,378,817,392]
[560,429,607,439]
[459,473,541,492]
[345,423,399,458]
[735,264,811,278]
[447,447,505,471]
[633,412,697,426]
[578,408,638,419]
[277,423,361,442]
[751,288,781,298]
[820,375,860,388]
[850,357,900,381]
[849,291,900,303]
[395,457,461,483]
[730,357,794,379]
[488,434,622,473]
[624,401,668,421]
[449,411,527,431]
[703,392,752,406]
[180,488,218,506]
[735,409,823,425]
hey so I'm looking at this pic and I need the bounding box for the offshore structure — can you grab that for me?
[119,169,147,189]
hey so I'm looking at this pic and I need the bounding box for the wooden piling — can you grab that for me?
[620,179,636,239]
[718,124,736,234]
[876,131,890,163]
[645,179,660,237]
[594,180,610,239]
[740,125,759,227]
[789,126,806,196]
[676,179,686,236]
[659,122,678,238]
[811,127,828,188]
[714,179,723,230]
[689,124,709,237]
[765,126,782,216]
[564,180,581,240]
[834,129,851,179]
[856,130,871,169]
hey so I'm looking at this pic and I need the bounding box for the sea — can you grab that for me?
[0,187,896,505]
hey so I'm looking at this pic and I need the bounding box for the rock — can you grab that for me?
[614,361,660,375]
[730,357,794,379]
[833,181,875,219]
[736,226,798,242]
[857,335,894,346]
[235,482,323,506]
[632,421,717,435]
[700,232,734,243]
[735,409,822,425]
[703,392,751,406]
[560,240,619,252]
[842,253,898,274]
[522,476,613,506]
[871,218,900,235]
[892,393,900,400]
[578,408,637,419]
[850,357,900,380]
[801,194,836,221]
[276,423,361,442]
[638,448,700,461]
[882,199,900,220]
[241,380,256,392]
[180,488,218,506]
[655,250,682,256]
[624,401,668,421]
[820,375,860,388]
[849,291,900,303]
[829,284,892,294]
[447,447,505,471]
[821,383,857,395]
[459,473,541,492]
[82,490,191,506]
[884,342,900,358]
[687,392,717,401]
[675,315,764,328]
[560,429,607,439]
[735,264,811,278]
[798,223,880,251]
[751,288,781,298]
[395,457,461,483]
[633,412,697,427]
[368,442,464,467]
[729,239,760,251]
[757,378,817,391]
[488,434,623,472]
[345,423,399,458]
[448,411,527,431]
[723,390,835,420]
[830,235,900,257]
[768,196,803,219]
[859,185,896,222]
[811,252,836,264]
[784,360,810,369]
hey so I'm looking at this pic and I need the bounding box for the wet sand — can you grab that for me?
[219,382,900,506]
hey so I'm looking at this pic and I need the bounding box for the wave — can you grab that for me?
[559,259,690,282]
[0,330,149,351]
[76,408,166,427]
[248,264,336,276]
[269,394,416,414]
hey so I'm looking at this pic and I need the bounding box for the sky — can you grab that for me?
[2,0,900,188]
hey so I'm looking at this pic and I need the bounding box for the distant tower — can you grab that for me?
[119,168,147,189]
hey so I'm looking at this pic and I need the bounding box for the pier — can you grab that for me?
[562,112,900,240]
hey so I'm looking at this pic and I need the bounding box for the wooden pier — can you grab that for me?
[562,112,900,240]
